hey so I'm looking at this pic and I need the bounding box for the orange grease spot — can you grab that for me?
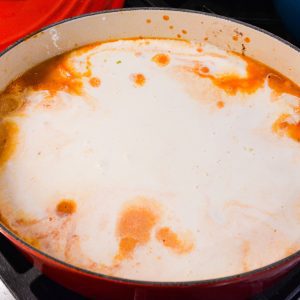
[115,237,138,260]
[217,101,224,109]
[152,53,170,67]
[232,35,239,41]
[115,198,160,261]
[169,25,174,29]
[244,37,251,43]
[201,66,210,73]
[89,77,101,87]
[196,47,203,53]
[156,227,194,254]
[56,199,77,216]
[7,43,101,96]
[272,114,300,142]
[182,29,187,34]
[192,53,300,96]
[284,123,300,142]
[177,34,182,39]
[163,15,170,21]
[204,37,208,41]
[146,19,151,24]
[268,73,300,98]
[0,121,18,167]
[132,73,146,87]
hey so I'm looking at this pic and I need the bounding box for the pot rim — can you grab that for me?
[0,7,299,288]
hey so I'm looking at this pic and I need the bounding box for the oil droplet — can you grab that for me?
[131,73,146,87]
[56,199,77,216]
[89,77,101,87]
[151,53,170,67]
[115,197,160,261]
[156,227,194,254]
[146,19,151,24]
[244,37,251,43]
[163,15,170,21]
[201,66,209,73]
[217,101,224,109]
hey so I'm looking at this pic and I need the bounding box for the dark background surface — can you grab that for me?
[1,0,300,299]
[126,0,299,47]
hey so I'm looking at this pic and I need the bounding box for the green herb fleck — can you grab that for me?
[116,60,122,64]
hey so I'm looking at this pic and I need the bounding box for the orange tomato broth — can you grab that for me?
[151,53,170,67]
[115,198,160,261]
[89,77,101,87]
[156,227,194,254]
[0,121,18,168]
[0,38,192,101]
[0,38,299,164]
[132,73,146,87]
[272,114,300,143]
[0,38,298,100]
[192,52,300,97]
[0,38,298,164]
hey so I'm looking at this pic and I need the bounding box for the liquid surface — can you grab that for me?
[0,38,300,281]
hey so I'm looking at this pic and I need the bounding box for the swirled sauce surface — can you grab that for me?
[0,39,300,281]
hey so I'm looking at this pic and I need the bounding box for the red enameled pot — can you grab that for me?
[0,0,125,51]
[0,8,300,300]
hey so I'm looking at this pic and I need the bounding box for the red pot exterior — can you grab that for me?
[0,0,125,51]
[2,229,300,300]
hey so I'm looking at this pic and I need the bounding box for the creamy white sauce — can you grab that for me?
[1,39,300,281]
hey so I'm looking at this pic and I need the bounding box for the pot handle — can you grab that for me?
[134,288,148,300]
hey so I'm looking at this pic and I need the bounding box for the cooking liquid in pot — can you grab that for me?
[0,38,300,281]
